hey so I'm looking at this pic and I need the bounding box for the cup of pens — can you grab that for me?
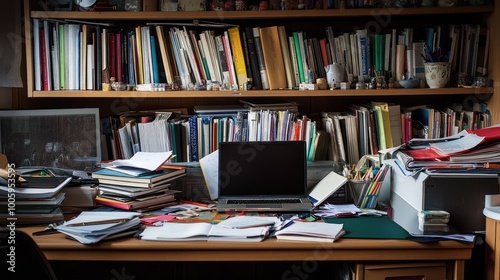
[348,180,373,209]
[424,62,451,88]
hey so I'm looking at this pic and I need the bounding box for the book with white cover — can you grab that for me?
[275,221,345,242]
[102,151,173,176]
[308,171,348,208]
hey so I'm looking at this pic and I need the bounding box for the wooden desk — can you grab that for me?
[20,226,473,280]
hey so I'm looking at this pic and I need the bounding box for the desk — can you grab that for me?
[20,226,473,280]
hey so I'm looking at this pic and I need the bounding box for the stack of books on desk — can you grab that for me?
[0,176,72,225]
[92,166,186,211]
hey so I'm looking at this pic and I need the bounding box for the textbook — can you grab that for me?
[98,183,171,198]
[92,166,186,188]
[274,221,345,242]
[95,190,180,211]
[140,222,270,242]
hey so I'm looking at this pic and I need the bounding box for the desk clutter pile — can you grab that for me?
[54,207,346,244]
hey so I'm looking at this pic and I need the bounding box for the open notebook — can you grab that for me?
[216,141,313,213]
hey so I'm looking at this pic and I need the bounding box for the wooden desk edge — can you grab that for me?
[20,227,473,262]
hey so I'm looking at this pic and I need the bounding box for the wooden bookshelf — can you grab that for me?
[30,87,494,98]
[22,0,499,125]
[30,6,492,20]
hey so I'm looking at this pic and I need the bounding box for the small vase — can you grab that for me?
[424,62,451,88]
[235,0,247,10]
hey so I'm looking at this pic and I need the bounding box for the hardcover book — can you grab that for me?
[92,166,186,187]
[227,26,248,89]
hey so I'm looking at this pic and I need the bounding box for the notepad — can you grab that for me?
[274,221,345,243]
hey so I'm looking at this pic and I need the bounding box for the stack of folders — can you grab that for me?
[0,176,72,225]
[55,211,142,244]
[92,166,186,211]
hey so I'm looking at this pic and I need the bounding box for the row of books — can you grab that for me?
[101,99,491,165]
[32,18,490,92]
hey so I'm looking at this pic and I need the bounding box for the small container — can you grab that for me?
[424,62,451,88]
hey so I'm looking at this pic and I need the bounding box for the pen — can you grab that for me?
[65,218,130,227]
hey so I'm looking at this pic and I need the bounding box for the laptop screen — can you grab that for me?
[218,141,307,197]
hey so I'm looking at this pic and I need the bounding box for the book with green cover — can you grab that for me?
[293,32,305,83]
[373,105,387,150]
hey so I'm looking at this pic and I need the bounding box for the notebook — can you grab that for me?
[216,141,313,213]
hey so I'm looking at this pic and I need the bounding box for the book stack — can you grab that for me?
[0,176,72,225]
[92,166,186,211]
[418,210,451,233]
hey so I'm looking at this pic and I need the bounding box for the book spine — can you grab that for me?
[292,32,305,83]
[221,31,237,89]
[189,117,198,162]
[252,27,269,90]
[278,26,294,90]
[150,34,160,83]
[259,26,286,90]
[43,20,53,90]
[228,27,247,90]
[245,27,263,90]
[373,106,387,150]
[40,26,49,91]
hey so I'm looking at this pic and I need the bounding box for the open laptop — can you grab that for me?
[216,141,313,213]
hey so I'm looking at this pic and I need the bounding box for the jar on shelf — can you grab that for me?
[235,0,248,9]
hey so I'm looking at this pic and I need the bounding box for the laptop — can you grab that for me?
[216,141,313,213]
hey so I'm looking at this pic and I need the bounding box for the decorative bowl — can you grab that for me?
[398,79,420,89]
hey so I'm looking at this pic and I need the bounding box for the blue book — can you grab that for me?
[150,34,160,83]
[188,116,198,162]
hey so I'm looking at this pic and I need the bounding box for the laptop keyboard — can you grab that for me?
[227,199,302,204]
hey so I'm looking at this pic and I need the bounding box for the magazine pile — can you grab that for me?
[391,125,500,174]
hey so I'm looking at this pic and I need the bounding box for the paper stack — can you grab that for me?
[140,222,270,242]
[0,176,72,225]
[55,211,142,244]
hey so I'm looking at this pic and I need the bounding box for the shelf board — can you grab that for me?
[30,87,494,98]
[31,6,493,21]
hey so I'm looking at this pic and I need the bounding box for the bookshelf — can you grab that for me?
[21,0,499,122]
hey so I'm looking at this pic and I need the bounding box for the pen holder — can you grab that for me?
[424,62,451,88]
[348,180,375,209]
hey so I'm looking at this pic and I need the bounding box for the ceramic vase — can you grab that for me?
[424,62,451,88]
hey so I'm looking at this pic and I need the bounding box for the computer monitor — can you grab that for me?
[0,108,101,171]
